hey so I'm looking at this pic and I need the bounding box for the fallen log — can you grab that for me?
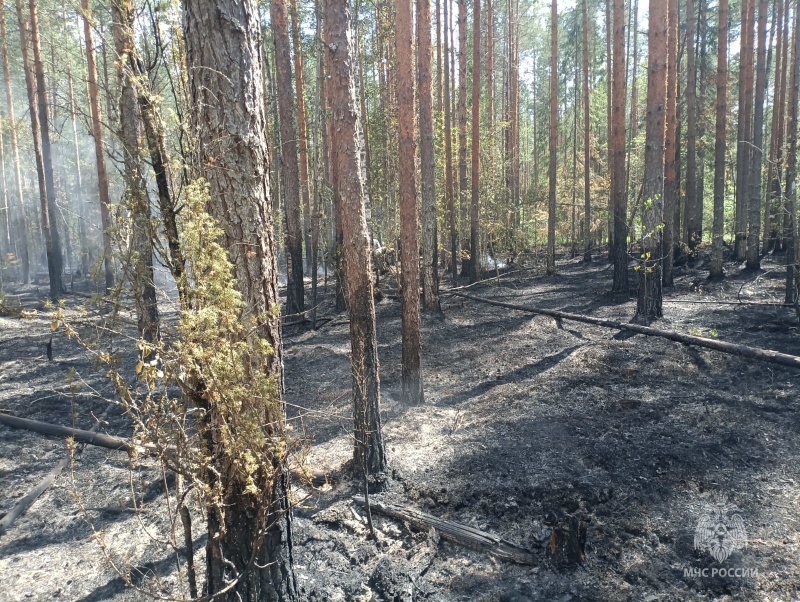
[0,412,134,452]
[0,404,114,536]
[352,497,538,565]
[446,291,800,370]
[0,412,335,487]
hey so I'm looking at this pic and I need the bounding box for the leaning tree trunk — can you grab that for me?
[418,0,439,310]
[634,0,668,324]
[271,0,304,317]
[80,0,114,292]
[325,0,387,480]
[184,0,299,597]
[16,0,62,300]
[709,0,729,279]
[0,8,29,284]
[112,0,159,344]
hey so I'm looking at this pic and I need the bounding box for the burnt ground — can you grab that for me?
[1,252,799,602]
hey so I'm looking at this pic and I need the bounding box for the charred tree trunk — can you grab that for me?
[685,0,699,251]
[289,0,313,275]
[582,0,591,261]
[16,0,62,300]
[662,0,679,285]
[444,0,457,282]
[709,0,729,279]
[634,0,668,323]
[112,0,159,344]
[458,0,468,276]
[0,8,29,284]
[611,0,628,294]
[325,0,387,479]
[184,0,299,596]
[271,0,304,316]
[397,0,425,403]
[469,0,481,283]
[80,0,114,293]
[785,2,799,304]
[419,0,440,310]
[746,0,769,270]
[735,0,756,261]
[547,0,558,275]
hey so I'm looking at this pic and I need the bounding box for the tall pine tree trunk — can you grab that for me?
[184,0,298,596]
[419,0,439,310]
[685,0,699,250]
[582,0,591,261]
[611,0,628,294]
[785,1,799,303]
[458,0,468,276]
[112,0,159,344]
[736,0,756,260]
[271,0,304,316]
[289,0,313,275]
[0,8,28,284]
[662,0,679,285]
[444,0,457,281]
[80,0,114,292]
[547,0,558,275]
[710,0,728,278]
[634,0,668,323]
[469,0,481,283]
[746,0,769,269]
[325,0,387,478]
[16,0,62,300]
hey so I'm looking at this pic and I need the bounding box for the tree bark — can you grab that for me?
[458,0,468,276]
[710,0,729,278]
[606,0,614,250]
[611,0,628,293]
[271,0,305,316]
[785,2,799,304]
[289,0,313,275]
[662,0,679,285]
[113,0,159,345]
[469,0,481,283]
[746,0,769,270]
[397,0,425,404]
[419,0,440,310]
[634,0,668,323]
[16,0,63,300]
[685,0,699,250]
[765,0,785,254]
[80,0,114,292]
[184,0,298,596]
[0,8,28,284]
[582,0,591,261]
[547,0,558,276]
[325,0,387,479]
[445,0,457,281]
[735,0,756,261]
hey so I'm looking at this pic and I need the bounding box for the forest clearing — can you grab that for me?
[0,0,799,599]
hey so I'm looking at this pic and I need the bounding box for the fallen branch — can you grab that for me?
[0,412,335,487]
[352,497,538,565]
[0,404,114,536]
[445,291,800,370]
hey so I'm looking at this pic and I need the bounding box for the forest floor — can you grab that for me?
[1,250,799,602]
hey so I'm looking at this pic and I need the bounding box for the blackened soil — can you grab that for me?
[1,252,799,602]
